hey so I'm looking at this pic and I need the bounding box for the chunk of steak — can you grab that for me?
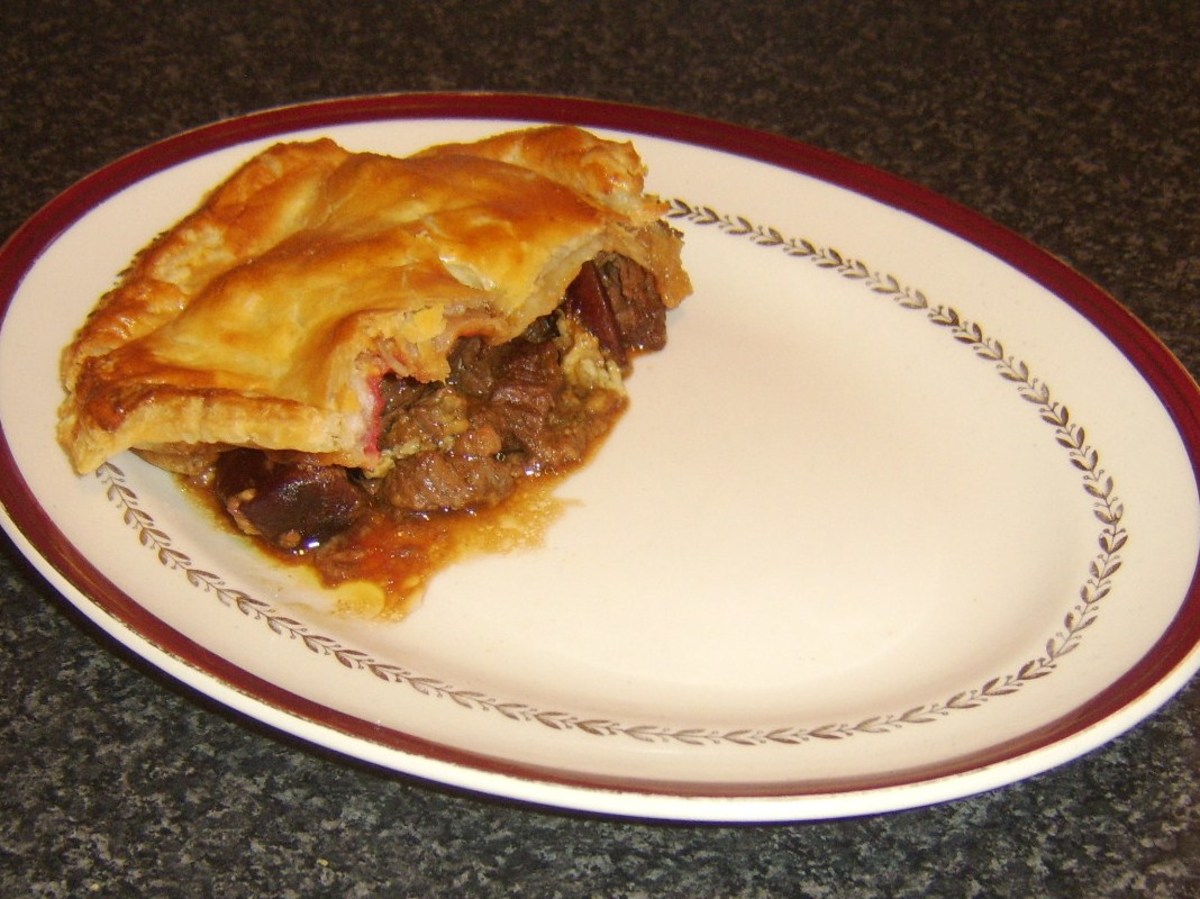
[213,449,367,550]
[565,254,668,368]
[380,449,516,512]
[595,253,667,354]
[565,261,627,365]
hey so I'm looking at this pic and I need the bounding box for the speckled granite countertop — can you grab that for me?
[3,1,1199,895]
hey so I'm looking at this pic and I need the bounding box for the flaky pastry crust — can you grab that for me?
[57,126,691,474]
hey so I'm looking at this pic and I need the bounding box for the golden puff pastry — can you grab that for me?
[57,126,691,475]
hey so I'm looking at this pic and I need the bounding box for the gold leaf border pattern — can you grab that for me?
[96,199,1127,748]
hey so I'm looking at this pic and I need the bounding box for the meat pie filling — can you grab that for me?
[193,253,670,597]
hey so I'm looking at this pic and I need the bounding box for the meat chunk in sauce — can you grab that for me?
[213,449,367,550]
[564,253,667,368]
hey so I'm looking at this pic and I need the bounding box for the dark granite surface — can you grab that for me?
[3,1,1199,895]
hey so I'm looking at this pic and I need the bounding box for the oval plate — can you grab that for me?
[2,94,1199,822]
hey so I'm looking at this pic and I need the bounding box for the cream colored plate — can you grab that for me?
[2,96,1199,821]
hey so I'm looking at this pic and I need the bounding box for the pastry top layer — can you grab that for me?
[57,126,690,474]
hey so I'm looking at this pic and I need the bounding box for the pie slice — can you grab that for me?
[57,125,691,610]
